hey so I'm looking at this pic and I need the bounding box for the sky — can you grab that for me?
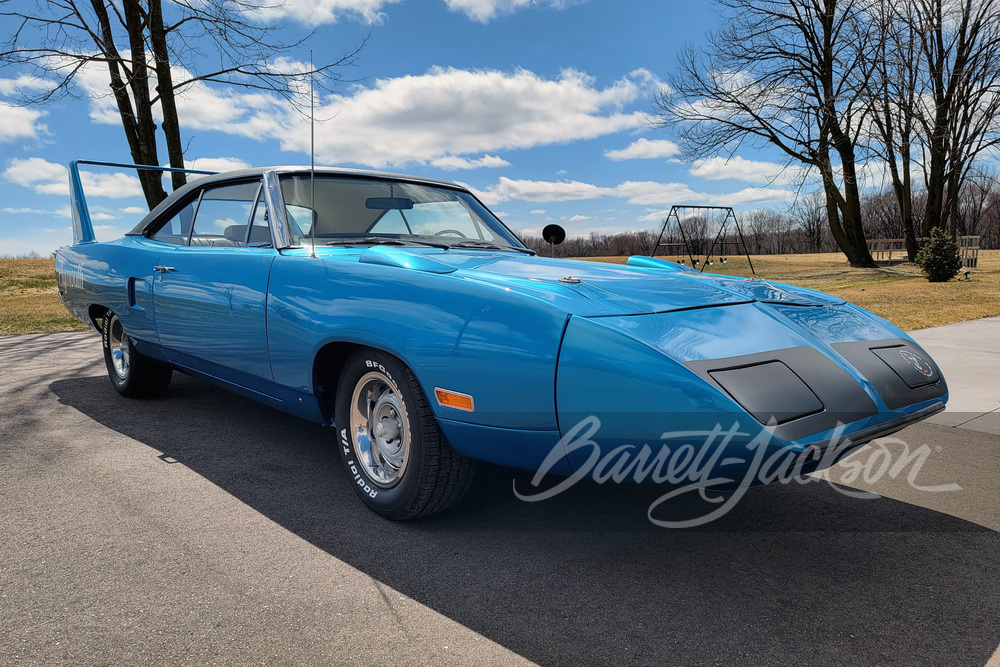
[0,0,806,256]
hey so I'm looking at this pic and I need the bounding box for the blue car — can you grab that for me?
[55,161,948,519]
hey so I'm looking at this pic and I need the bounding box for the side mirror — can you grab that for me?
[542,224,566,245]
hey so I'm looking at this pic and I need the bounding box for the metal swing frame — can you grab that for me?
[649,205,755,275]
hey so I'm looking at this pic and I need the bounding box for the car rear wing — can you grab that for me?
[69,159,217,245]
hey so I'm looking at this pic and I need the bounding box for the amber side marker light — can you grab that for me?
[434,388,475,412]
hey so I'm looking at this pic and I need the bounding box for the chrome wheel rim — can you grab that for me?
[349,371,410,487]
[108,315,130,379]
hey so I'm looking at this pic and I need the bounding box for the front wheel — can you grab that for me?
[101,309,172,398]
[334,350,475,519]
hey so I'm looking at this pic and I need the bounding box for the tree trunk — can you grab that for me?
[815,0,877,268]
[122,0,167,209]
[923,142,948,235]
[90,0,165,210]
[822,111,877,266]
[148,0,186,192]
[817,154,873,267]
[946,165,962,237]
[837,156,877,267]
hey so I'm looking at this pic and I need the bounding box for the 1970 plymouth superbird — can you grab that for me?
[56,161,947,519]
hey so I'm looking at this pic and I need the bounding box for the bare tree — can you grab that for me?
[864,0,923,260]
[656,0,879,267]
[791,191,834,252]
[956,167,1000,240]
[860,188,904,240]
[0,0,363,208]
[910,0,1000,236]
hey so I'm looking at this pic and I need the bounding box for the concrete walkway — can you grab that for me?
[911,315,1000,435]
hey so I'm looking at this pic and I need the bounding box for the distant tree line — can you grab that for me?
[517,174,1000,257]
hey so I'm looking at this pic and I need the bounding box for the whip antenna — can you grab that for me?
[309,49,317,258]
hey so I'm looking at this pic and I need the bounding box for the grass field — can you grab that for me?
[2,251,998,335]
[0,259,91,335]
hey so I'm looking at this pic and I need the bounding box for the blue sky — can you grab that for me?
[0,0,803,256]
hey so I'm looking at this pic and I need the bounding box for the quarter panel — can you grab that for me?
[55,238,161,343]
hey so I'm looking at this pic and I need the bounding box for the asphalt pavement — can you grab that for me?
[0,322,998,666]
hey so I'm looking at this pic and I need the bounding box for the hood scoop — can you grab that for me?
[358,246,456,274]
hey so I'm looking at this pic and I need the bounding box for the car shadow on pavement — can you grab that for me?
[52,373,1000,666]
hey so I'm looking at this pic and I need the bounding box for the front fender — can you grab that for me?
[266,253,567,430]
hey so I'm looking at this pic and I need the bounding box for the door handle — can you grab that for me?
[153,265,176,273]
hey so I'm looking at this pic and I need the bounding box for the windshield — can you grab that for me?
[279,175,525,249]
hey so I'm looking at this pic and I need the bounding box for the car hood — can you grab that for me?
[352,246,843,316]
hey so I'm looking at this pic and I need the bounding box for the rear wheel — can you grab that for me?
[101,309,172,398]
[334,349,475,519]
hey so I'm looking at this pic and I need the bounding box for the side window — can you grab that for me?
[189,182,260,247]
[150,200,197,245]
[247,189,272,247]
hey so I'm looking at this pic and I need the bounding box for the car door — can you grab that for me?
[151,180,277,384]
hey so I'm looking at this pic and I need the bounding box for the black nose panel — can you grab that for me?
[871,345,940,388]
[833,339,947,409]
[709,361,823,425]
[685,346,878,441]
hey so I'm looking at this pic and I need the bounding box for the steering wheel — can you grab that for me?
[435,229,468,238]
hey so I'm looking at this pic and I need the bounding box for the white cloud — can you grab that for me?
[430,154,511,170]
[568,214,590,221]
[0,103,47,142]
[0,75,50,95]
[121,206,147,215]
[66,60,659,170]
[2,207,52,214]
[689,156,806,185]
[3,157,65,186]
[442,0,569,22]
[255,0,401,24]
[474,177,617,205]
[290,67,657,167]
[182,157,252,173]
[91,212,117,221]
[604,138,680,161]
[473,175,794,209]
[530,209,547,215]
[3,157,143,198]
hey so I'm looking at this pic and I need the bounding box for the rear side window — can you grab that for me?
[150,200,197,246]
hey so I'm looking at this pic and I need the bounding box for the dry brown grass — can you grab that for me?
[0,259,90,335]
[2,252,998,335]
[582,249,1000,331]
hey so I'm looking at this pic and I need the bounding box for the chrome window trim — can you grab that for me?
[263,170,292,249]
[243,180,274,248]
[245,181,264,246]
[184,189,206,247]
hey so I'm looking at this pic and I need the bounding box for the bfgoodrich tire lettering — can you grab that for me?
[334,349,475,519]
[101,309,172,398]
